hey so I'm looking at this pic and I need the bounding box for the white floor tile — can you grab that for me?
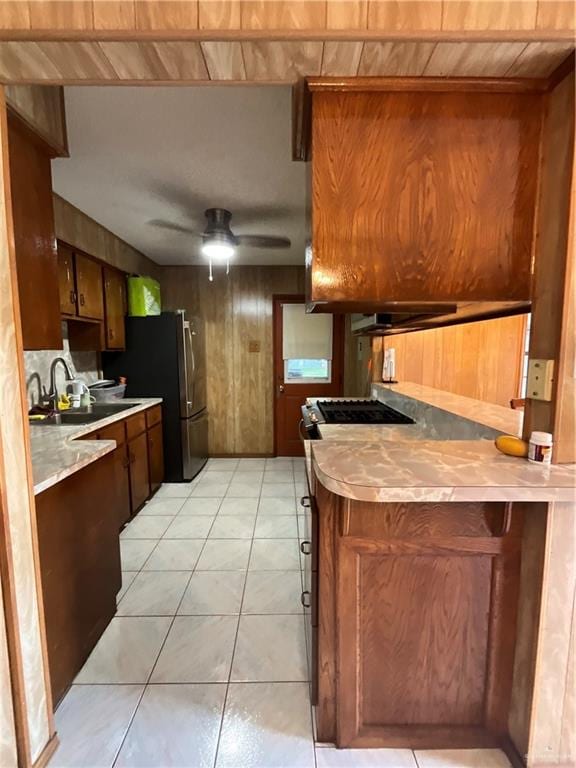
[142,539,204,571]
[116,684,226,768]
[52,685,143,768]
[120,516,174,540]
[238,458,267,469]
[414,750,512,768]
[209,515,256,539]
[117,571,190,616]
[264,470,295,483]
[250,539,300,571]
[226,481,262,498]
[231,614,308,682]
[151,615,238,683]
[117,571,138,602]
[206,458,239,470]
[254,515,299,538]
[265,459,294,470]
[219,498,259,516]
[317,747,417,767]
[139,498,186,516]
[233,470,264,483]
[191,480,231,497]
[163,515,215,539]
[242,571,303,614]
[75,617,171,683]
[261,483,296,498]
[155,483,191,498]
[120,539,158,571]
[178,497,222,516]
[196,539,252,570]
[216,682,314,768]
[195,470,234,484]
[179,570,246,615]
[258,497,298,515]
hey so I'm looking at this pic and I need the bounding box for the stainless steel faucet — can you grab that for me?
[26,372,43,408]
[47,357,74,408]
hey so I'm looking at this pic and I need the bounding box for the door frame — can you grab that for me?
[272,294,345,457]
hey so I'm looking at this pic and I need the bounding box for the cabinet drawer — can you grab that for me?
[98,421,126,446]
[145,405,162,429]
[126,412,146,441]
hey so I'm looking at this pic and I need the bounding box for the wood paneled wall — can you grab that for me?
[161,264,306,455]
[379,314,527,408]
[53,193,161,279]
[5,84,67,156]
[0,0,573,35]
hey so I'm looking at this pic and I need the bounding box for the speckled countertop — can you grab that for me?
[30,398,162,496]
[307,383,575,503]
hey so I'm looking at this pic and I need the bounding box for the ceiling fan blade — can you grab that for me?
[148,219,201,236]
[236,235,291,249]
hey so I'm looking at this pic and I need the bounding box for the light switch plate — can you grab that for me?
[527,359,554,401]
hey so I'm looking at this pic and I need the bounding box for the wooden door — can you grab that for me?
[99,421,131,528]
[273,295,344,456]
[75,252,104,320]
[103,266,126,349]
[57,243,77,316]
[128,432,150,514]
[7,115,62,349]
[147,422,164,496]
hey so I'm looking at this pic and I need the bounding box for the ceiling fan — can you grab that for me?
[151,208,291,281]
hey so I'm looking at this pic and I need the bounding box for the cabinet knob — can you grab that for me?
[301,591,311,608]
[300,541,311,555]
[300,496,311,508]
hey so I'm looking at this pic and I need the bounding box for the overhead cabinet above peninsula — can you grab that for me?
[301,78,546,326]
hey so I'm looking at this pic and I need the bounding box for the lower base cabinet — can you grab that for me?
[129,431,150,513]
[310,478,524,753]
[147,421,164,496]
[36,451,122,704]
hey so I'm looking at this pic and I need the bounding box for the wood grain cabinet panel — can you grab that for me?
[57,242,77,316]
[75,252,104,320]
[309,86,543,308]
[35,451,122,704]
[103,266,126,349]
[126,412,147,441]
[129,431,150,513]
[147,421,164,496]
[8,116,62,350]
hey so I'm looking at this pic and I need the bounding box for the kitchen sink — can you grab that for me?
[30,402,135,426]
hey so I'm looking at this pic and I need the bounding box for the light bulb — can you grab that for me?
[201,240,235,262]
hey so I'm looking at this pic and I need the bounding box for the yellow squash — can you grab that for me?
[495,435,529,458]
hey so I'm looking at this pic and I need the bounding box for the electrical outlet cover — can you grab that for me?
[527,359,554,401]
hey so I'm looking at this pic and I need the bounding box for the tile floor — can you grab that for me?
[50,457,513,768]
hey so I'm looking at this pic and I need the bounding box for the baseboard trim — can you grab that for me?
[208,453,274,459]
[32,733,59,768]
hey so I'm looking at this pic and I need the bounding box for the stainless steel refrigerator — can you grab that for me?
[103,310,208,481]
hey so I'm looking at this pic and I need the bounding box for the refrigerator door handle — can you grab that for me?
[177,312,191,418]
[185,322,196,385]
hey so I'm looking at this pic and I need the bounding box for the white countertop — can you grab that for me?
[30,398,162,495]
[307,383,575,503]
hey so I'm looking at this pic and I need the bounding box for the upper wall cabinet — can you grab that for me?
[103,266,127,350]
[8,116,62,350]
[304,79,544,315]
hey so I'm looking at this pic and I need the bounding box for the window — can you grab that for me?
[284,358,331,384]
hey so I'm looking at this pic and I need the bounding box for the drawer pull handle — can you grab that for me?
[69,290,76,305]
[300,541,311,555]
[79,293,85,306]
[300,496,311,508]
[301,591,311,608]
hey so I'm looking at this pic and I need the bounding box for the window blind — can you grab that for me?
[282,304,333,360]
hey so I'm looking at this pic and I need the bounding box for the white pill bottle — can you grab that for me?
[528,431,553,465]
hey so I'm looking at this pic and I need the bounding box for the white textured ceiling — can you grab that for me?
[52,86,307,266]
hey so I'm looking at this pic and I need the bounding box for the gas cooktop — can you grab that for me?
[316,399,415,425]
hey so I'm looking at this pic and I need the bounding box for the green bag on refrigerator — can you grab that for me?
[127,276,161,317]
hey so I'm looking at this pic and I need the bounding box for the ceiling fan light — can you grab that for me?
[201,239,235,262]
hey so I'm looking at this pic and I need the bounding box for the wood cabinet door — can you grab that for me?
[75,252,104,320]
[103,266,126,349]
[112,444,131,528]
[8,116,62,349]
[128,432,150,514]
[335,501,523,749]
[147,422,164,496]
[57,243,77,316]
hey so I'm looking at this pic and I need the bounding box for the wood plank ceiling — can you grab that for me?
[0,2,573,82]
[0,39,572,82]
